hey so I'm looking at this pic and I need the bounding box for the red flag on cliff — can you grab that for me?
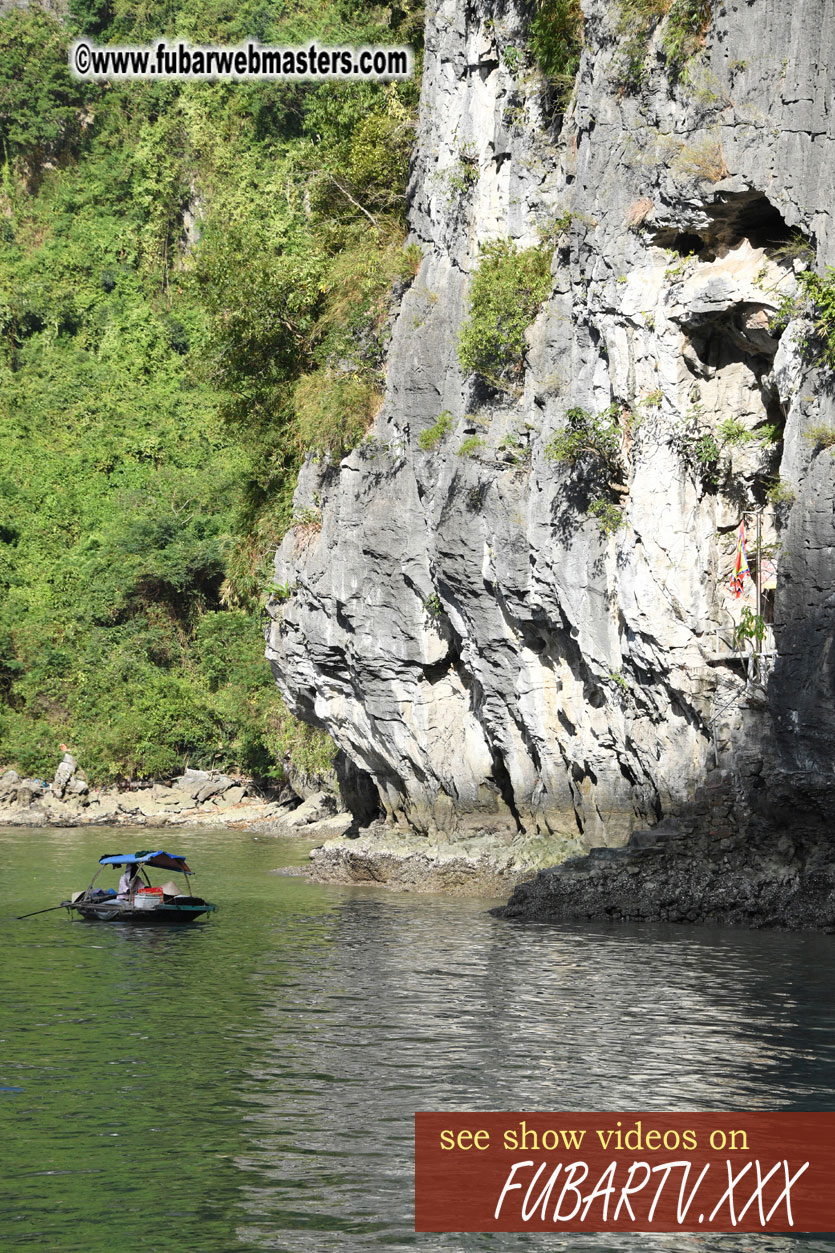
[729,521,750,598]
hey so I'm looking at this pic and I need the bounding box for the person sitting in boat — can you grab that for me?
[116,865,141,900]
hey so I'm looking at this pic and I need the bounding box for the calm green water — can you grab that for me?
[2,825,835,1252]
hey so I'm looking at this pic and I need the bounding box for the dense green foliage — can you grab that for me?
[0,6,87,165]
[0,0,422,783]
[546,406,628,532]
[732,606,766,651]
[294,372,382,457]
[457,240,553,384]
[589,498,624,535]
[529,0,584,107]
[661,0,713,68]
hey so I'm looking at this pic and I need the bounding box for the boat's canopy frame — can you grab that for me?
[99,851,192,873]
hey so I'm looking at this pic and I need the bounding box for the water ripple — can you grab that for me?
[2,828,835,1250]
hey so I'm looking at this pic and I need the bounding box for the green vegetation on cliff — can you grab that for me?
[457,240,553,384]
[529,0,584,106]
[616,0,713,90]
[0,0,421,783]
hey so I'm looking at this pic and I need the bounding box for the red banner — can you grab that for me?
[415,1112,835,1232]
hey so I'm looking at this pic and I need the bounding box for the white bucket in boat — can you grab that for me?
[133,888,163,910]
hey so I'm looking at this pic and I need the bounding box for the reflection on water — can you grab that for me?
[1,826,834,1251]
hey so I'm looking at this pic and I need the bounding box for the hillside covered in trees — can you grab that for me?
[0,0,421,783]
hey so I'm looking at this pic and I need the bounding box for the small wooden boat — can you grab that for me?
[62,850,216,924]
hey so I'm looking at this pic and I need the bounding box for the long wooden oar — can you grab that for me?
[16,903,69,920]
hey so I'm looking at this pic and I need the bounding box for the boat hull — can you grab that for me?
[66,900,215,924]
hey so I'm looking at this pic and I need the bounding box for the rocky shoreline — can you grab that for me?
[494,772,835,932]
[291,828,548,896]
[2,756,569,894]
[279,823,585,896]
[0,764,355,839]
[288,765,835,924]
[11,754,835,925]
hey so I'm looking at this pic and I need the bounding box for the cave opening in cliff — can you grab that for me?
[681,311,786,454]
[670,230,705,258]
[654,192,807,262]
[683,306,781,375]
[334,751,385,827]
[710,193,795,250]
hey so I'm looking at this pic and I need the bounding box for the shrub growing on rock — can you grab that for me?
[615,0,714,91]
[766,478,796,506]
[457,241,553,383]
[419,410,454,451]
[457,435,485,458]
[798,267,835,371]
[545,404,622,470]
[590,498,625,535]
[294,372,382,457]
[529,0,584,108]
[804,423,835,450]
[662,0,714,68]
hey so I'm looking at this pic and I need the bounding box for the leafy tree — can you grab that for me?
[0,0,420,783]
[0,7,87,165]
[66,0,114,38]
[545,405,622,470]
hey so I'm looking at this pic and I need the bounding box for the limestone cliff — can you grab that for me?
[266,0,835,887]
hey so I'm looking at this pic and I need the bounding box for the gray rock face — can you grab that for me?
[266,0,835,862]
[283,790,335,829]
[174,769,212,798]
[52,753,77,799]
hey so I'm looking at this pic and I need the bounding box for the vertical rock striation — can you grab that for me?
[266,0,835,893]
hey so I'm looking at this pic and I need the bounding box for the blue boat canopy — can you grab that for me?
[99,850,192,873]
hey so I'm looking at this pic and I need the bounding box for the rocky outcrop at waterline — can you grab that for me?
[265,0,835,917]
[0,765,354,836]
[293,822,581,895]
[496,767,835,931]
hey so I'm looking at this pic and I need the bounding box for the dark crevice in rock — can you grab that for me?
[422,656,454,684]
[706,193,797,250]
[335,751,383,826]
[493,614,550,783]
[488,745,525,833]
[621,639,708,751]
[573,760,597,785]
[617,757,639,788]
[335,603,355,636]
[683,305,780,370]
[654,191,804,261]
[669,230,705,258]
